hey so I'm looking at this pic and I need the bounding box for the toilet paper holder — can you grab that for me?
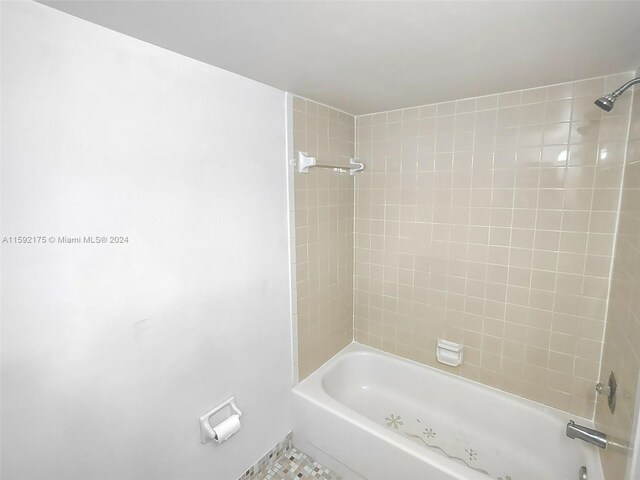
[199,396,243,444]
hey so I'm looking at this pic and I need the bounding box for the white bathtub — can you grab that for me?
[292,343,603,480]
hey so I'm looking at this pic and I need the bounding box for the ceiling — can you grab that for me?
[40,1,640,114]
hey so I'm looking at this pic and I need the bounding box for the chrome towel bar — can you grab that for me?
[297,152,364,175]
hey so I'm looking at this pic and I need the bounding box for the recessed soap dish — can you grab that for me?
[436,339,463,367]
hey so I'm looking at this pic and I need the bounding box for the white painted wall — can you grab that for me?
[0,2,292,479]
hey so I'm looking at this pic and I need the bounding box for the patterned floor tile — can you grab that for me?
[257,447,342,480]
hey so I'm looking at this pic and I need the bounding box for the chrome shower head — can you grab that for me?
[594,76,640,112]
[594,94,615,112]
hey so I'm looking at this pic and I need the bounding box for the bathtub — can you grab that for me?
[292,343,603,480]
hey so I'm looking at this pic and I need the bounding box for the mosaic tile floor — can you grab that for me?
[257,447,342,480]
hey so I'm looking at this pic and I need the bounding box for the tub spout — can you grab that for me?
[566,420,607,449]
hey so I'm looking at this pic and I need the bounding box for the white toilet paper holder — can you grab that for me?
[199,397,243,444]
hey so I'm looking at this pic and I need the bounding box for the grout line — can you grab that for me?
[352,115,358,343]
[285,92,300,387]
[356,71,634,118]
[291,93,355,117]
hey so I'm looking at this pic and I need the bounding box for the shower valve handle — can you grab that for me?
[595,382,610,396]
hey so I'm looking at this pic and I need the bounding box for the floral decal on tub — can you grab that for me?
[384,414,403,429]
[465,448,478,462]
[423,427,436,438]
[382,414,513,480]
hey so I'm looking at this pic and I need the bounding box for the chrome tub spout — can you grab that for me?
[566,421,607,449]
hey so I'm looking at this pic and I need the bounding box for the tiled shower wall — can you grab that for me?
[353,73,633,417]
[293,97,355,380]
[596,82,640,480]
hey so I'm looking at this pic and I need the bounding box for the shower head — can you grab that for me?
[594,94,615,112]
[594,76,640,112]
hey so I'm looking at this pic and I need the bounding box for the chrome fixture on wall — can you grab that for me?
[596,371,617,414]
[297,151,365,175]
[566,420,608,449]
[594,76,640,111]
